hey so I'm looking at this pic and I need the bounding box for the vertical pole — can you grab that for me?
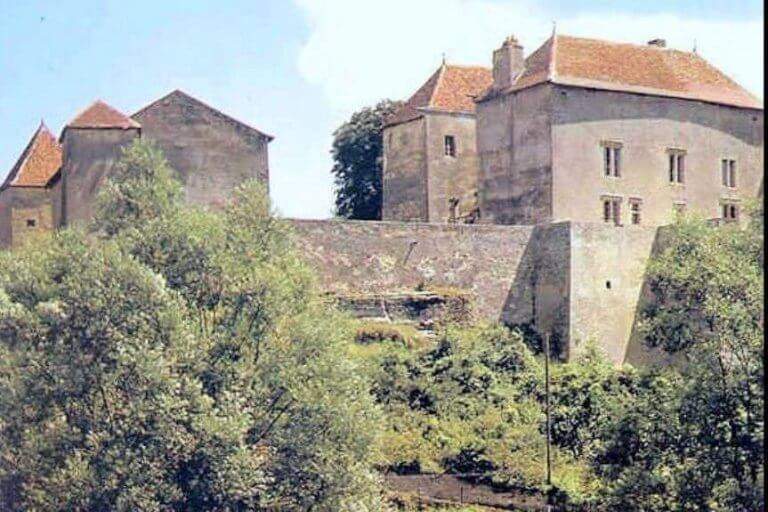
[544,332,553,510]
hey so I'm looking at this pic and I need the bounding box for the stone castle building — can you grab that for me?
[1,34,763,365]
[1,90,272,248]
[384,34,763,227]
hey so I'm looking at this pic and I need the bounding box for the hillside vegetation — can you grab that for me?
[0,140,762,511]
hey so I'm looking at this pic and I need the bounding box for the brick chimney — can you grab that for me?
[492,35,524,89]
[647,38,666,48]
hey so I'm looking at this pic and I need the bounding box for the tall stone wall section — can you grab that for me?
[288,219,543,325]
[290,218,666,366]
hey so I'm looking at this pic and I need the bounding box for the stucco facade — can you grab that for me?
[132,90,272,209]
[60,127,141,227]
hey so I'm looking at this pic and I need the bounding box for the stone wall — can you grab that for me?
[289,218,539,324]
[61,127,140,227]
[290,218,674,366]
[424,112,481,222]
[477,83,554,224]
[382,118,428,221]
[550,85,763,226]
[0,187,56,248]
[134,91,271,210]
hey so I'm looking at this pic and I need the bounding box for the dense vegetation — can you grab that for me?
[0,140,762,511]
[331,99,401,220]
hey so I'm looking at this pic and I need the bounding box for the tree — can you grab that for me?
[331,100,401,220]
[592,212,764,511]
[0,147,384,509]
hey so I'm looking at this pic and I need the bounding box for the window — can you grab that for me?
[673,202,687,217]
[721,202,739,222]
[721,159,737,188]
[668,149,686,183]
[602,142,622,177]
[444,135,456,157]
[602,196,622,226]
[26,218,36,227]
[629,198,642,225]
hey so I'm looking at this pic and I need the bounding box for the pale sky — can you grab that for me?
[0,0,763,218]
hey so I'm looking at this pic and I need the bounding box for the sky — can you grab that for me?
[0,0,763,219]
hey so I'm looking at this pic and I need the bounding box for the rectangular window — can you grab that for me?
[444,135,456,157]
[673,202,687,217]
[26,218,36,227]
[722,159,737,188]
[602,142,622,177]
[668,149,686,183]
[629,199,642,225]
[602,197,622,226]
[722,202,739,222]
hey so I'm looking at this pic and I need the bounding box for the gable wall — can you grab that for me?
[133,94,270,209]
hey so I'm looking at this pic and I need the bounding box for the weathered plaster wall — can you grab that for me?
[61,127,140,227]
[288,218,537,323]
[424,113,480,222]
[0,187,56,248]
[382,119,428,221]
[568,222,661,365]
[477,83,554,224]
[551,86,764,225]
[133,93,270,209]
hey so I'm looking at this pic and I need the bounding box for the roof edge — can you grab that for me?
[132,89,275,141]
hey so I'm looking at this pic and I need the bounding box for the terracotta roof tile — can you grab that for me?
[480,35,762,110]
[2,122,62,189]
[66,100,141,129]
[386,64,492,127]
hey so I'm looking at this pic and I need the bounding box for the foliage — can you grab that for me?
[331,99,402,220]
[370,324,595,498]
[0,153,384,509]
[92,138,183,236]
[592,213,764,511]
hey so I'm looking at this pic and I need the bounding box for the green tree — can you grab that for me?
[331,99,401,220]
[1,147,384,509]
[593,213,764,511]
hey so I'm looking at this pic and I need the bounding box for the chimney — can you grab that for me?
[492,35,524,89]
[647,38,666,48]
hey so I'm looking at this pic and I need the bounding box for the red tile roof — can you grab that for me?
[2,122,62,189]
[386,64,493,127]
[481,35,762,110]
[66,100,141,129]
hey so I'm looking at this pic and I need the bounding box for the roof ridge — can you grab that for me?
[132,89,274,141]
[549,34,558,81]
[428,64,449,108]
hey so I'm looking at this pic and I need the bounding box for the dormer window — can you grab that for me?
[602,141,622,177]
[444,135,456,157]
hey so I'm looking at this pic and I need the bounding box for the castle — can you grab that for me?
[1,35,763,365]
[0,90,272,248]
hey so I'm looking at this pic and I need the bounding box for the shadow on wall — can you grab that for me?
[501,222,571,360]
[623,225,679,367]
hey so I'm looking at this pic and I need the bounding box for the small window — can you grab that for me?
[26,218,36,227]
[444,135,456,157]
[721,159,737,188]
[722,202,739,222]
[668,149,686,183]
[602,197,622,226]
[602,142,622,177]
[673,202,687,217]
[629,199,642,225]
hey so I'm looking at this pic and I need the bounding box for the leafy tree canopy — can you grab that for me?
[0,140,383,511]
[331,99,401,220]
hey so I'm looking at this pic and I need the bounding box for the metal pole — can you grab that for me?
[544,332,553,510]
